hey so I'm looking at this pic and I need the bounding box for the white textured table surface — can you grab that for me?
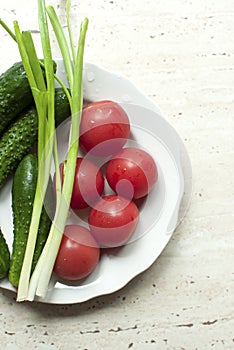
[0,1,233,349]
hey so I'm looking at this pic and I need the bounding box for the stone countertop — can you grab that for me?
[0,0,233,349]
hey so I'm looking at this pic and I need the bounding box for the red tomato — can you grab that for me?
[88,195,139,247]
[106,147,158,199]
[57,157,104,209]
[54,225,100,281]
[79,100,130,156]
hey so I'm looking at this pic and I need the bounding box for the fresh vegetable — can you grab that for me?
[0,88,70,189]
[54,225,100,280]
[8,154,52,287]
[88,195,139,247]
[0,62,35,135]
[106,147,158,199]
[79,100,130,156]
[0,0,157,301]
[0,60,57,136]
[15,0,89,301]
[9,154,38,288]
[9,4,60,299]
[57,157,104,210]
[0,228,10,279]
[31,177,55,272]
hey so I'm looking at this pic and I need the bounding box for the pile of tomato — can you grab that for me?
[53,100,158,281]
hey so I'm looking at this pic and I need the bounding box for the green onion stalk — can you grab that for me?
[5,0,88,301]
[28,15,88,301]
[28,2,88,301]
[13,0,55,301]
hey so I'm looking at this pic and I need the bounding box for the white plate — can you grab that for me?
[0,61,192,304]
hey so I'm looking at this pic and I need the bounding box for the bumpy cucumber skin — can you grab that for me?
[9,154,54,287]
[9,154,38,287]
[0,108,38,189]
[0,88,70,189]
[0,61,57,136]
[0,60,57,135]
[0,228,10,279]
[0,62,33,135]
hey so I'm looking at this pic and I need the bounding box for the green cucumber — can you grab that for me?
[9,154,54,287]
[0,62,33,135]
[0,88,70,189]
[0,228,10,279]
[0,61,57,136]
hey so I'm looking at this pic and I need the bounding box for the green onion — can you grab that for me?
[13,21,53,301]
[0,18,72,106]
[27,1,88,301]
[66,0,76,63]
[0,18,16,41]
[46,5,74,89]
[1,1,88,301]
[5,0,88,301]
